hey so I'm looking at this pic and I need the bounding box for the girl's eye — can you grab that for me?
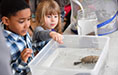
[54,15,58,18]
[47,15,51,18]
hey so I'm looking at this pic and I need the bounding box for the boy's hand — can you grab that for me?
[49,31,64,44]
[21,48,33,63]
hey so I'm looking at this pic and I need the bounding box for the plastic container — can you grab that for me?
[70,0,98,35]
[70,0,118,36]
[29,35,110,75]
[77,9,98,35]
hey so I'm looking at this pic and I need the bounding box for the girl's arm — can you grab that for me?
[32,26,63,44]
[32,26,51,42]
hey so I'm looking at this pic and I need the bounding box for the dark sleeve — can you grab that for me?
[32,26,51,42]
[0,28,13,75]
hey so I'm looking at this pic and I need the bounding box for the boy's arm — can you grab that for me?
[11,55,28,73]
[7,41,31,74]
[11,48,32,74]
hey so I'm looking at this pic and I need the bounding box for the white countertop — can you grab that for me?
[63,24,118,75]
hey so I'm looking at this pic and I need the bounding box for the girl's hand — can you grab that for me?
[21,48,33,63]
[50,31,63,44]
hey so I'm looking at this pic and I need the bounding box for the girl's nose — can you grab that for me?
[51,17,55,22]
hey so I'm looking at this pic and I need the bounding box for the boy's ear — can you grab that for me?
[2,17,10,26]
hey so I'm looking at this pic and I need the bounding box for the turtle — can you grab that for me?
[74,55,99,65]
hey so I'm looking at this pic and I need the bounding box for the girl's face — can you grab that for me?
[44,14,58,29]
[5,8,31,36]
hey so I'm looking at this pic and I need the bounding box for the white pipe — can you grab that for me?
[72,0,85,18]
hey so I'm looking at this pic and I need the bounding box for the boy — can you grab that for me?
[1,0,33,74]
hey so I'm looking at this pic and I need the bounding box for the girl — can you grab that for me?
[35,0,62,33]
[31,0,63,50]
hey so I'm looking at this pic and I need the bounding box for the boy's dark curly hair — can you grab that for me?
[1,0,30,18]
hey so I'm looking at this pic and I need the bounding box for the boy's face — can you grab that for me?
[4,8,31,36]
[44,14,58,29]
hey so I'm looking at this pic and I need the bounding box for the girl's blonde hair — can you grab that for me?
[35,0,62,33]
